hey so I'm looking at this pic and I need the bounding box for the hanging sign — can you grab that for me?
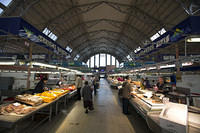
[136,16,200,58]
[0,17,69,56]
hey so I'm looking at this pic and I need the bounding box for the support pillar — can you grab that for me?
[27,42,32,89]
[99,53,100,67]
[176,44,181,81]
[110,55,112,65]
[94,55,96,68]
[105,54,107,66]
[89,58,91,68]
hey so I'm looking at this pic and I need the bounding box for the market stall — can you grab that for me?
[130,86,200,133]
[0,85,77,133]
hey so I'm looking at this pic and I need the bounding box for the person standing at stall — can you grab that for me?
[156,77,165,93]
[75,75,83,100]
[81,81,94,114]
[122,76,131,115]
[34,77,48,94]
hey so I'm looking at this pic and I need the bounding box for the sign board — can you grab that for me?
[136,16,200,58]
[0,17,69,56]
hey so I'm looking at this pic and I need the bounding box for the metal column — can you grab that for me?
[89,58,91,68]
[27,42,32,89]
[105,54,107,66]
[115,58,117,68]
[110,55,112,65]
[94,54,96,68]
[99,53,101,67]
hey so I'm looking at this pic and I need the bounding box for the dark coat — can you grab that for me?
[81,85,92,101]
[34,80,45,93]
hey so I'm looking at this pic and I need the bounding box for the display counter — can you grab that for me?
[130,89,200,133]
[0,88,78,133]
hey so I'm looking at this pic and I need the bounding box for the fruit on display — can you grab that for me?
[38,96,55,103]
[62,85,76,91]
[51,89,70,96]
[35,88,70,103]
[41,91,58,98]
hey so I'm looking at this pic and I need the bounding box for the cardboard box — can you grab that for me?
[159,102,188,133]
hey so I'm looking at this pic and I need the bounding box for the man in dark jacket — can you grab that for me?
[122,76,131,115]
[34,77,48,93]
[81,81,94,113]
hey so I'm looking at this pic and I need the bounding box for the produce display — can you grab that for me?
[35,88,71,103]
[16,94,43,106]
[62,85,76,91]
[50,89,70,96]
[132,81,141,87]
[0,102,35,115]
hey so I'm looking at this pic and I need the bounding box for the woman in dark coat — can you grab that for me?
[34,77,48,93]
[81,81,94,113]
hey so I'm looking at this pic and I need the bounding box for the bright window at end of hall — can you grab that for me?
[111,56,115,65]
[91,56,94,68]
[0,0,13,7]
[0,8,3,14]
[95,54,99,68]
[150,33,160,41]
[107,54,111,65]
[116,60,119,68]
[87,60,89,67]
[100,54,106,67]
[158,28,166,35]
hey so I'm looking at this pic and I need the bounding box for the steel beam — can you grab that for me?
[105,1,166,28]
[66,30,136,50]
[58,19,148,40]
[19,0,41,16]
[75,42,127,59]
[72,37,130,54]
[0,2,7,10]
[43,1,168,30]
[45,1,103,27]
[77,44,127,60]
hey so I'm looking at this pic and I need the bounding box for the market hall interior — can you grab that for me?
[35,79,151,133]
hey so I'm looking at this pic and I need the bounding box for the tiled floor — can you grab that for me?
[35,79,151,133]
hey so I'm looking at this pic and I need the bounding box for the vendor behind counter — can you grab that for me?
[33,77,48,94]
[156,77,169,94]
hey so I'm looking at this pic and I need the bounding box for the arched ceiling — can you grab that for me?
[1,0,199,62]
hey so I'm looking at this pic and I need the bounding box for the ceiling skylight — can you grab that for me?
[0,0,13,7]
[150,33,160,41]
[42,27,58,41]
[66,46,72,53]
[158,28,166,35]
[0,8,3,14]
[150,28,166,41]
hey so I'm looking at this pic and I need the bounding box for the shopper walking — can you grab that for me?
[93,76,98,95]
[75,75,83,100]
[122,76,131,115]
[81,81,94,114]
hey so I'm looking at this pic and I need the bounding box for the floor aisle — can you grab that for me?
[36,79,151,133]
